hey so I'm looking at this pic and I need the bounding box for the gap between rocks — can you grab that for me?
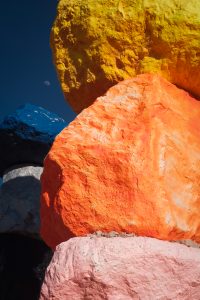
[0,233,52,300]
[87,231,200,249]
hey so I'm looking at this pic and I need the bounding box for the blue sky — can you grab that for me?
[0,0,76,124]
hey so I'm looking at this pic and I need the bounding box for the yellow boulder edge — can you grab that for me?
[51,0,200,113]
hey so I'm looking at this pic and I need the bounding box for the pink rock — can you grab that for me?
[40,236,200,299]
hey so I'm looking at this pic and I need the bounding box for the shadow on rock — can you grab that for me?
[0,233,53,300]
[0,175,41,237]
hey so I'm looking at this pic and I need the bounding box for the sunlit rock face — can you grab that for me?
[51,0,200,113]
[40,236,200,300]
[41,74,200,249]
[0,103,67,176]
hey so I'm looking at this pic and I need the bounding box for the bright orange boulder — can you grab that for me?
[41,74,200,249]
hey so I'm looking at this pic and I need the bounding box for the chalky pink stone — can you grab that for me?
[40,236,200,300]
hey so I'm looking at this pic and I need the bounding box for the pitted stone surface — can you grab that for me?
[51,0,200,112]
[40,236,200,300]
[87,231,200,249]
[41,74,200,249]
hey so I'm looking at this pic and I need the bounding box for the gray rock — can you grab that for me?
[86,232,200,248]
[87,231,137,238]
[0,165,43,237]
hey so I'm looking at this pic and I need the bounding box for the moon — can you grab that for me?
[44,80,51,86]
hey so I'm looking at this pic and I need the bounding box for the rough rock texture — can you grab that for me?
[0,165,43,237]
[40,236,200,300]
[41,74,200,249]
[0,103,67,176]
[51,0,200,113]
[88,231,200,248]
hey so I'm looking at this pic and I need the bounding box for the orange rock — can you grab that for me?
[41,74,200,249]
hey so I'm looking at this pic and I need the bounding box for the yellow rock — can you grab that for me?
[51,0,200,113]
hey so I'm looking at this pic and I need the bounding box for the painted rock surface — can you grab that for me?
[51,0,200,113]
[0,103,67,176]
[41,74,200,249]
[0,165,43,237]
[40,236,200,300]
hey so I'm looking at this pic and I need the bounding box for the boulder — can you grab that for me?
[0,165,43,237]
[40,236,200,300]
[51,0,200,113]
[0,103,67,176]
[41,74,200,249]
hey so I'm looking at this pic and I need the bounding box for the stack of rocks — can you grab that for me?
[0,103,66,299]
[39,0,200,298]
[40,75,200,299]
[0,103,67,237]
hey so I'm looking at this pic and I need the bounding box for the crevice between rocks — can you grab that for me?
[0,233,53,300]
